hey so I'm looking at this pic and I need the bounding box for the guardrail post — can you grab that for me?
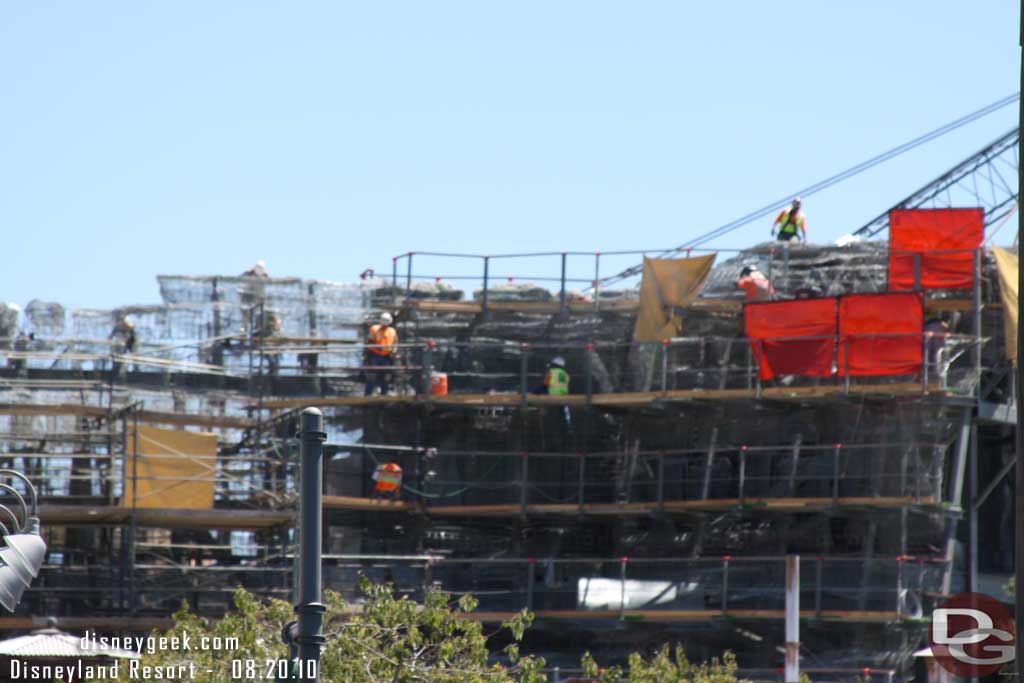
[973,247,982,399]
[559,253,568,316]
[660,340,669,394]
[526,558,535,610]
[843,337,851,394]
[768,247,775,300]
[896,557,904,620]
[405,252,413,300]
[922,331,929,391]
[657,450,665,508]
[578,452,586,514]
[392,256,398,293]
[619,556,628,619]
[832,444,842,503]
[913,253,921,292]
[482,256,490,316]
[785,555,800,683]
[755,341,763,398]
[738,446,747,503]
[519,343,529,408]
[584,343,593,406]
[593,253,601,312]
[520,451,529,516]
[422,342,433,398]
[815,557,822,617]
[721,556,730,614]
[746,341,754,390]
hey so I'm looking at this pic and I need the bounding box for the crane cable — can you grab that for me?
[602,92,1020,286]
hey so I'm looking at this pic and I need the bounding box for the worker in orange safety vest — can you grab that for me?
[364,312,398,396]
[737,266,774,301]
[771,197,807,242]
[372,462,403,500]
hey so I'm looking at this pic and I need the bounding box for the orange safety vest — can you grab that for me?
[373,462,403,492]
[367,324,398,356]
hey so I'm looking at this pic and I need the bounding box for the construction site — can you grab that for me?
[0,126,1019,681]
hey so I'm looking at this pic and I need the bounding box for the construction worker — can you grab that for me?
[771,198,807,243]
[737,266,774,301]
[241,260,269,279]
[544,356,570,396]
[110,315,137,354]
[364,312,398,396]
[371,461,403,500]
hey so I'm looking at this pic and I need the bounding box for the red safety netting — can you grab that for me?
[745,298,837,380]
[888,208,983,290]
[838,293,923,376]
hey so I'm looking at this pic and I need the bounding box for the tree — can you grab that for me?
[98,578,543,683]
[97,580,745,683]
[579,646,745,683]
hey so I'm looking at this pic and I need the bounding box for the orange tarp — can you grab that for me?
[994,247,1018,365]
[123,425,217,509]
[889,208,983,290]
[838,293,923,376]
[633,255,716,341]
[744,298,837,380]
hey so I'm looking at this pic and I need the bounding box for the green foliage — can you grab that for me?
[581,645,746,683]
[96,580,744,683]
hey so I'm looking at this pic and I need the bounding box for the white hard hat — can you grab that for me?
[551,356,566,367]
[380,312,393,325]
[256,260,266,268]
[5,303,20,313]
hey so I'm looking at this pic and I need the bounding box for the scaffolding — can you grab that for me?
[0,235,1010,678]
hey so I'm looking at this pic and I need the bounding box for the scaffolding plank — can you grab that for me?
[260,383,950,410]
[323,496,940,516]
[0,403,254,429]
[39,505,291,529]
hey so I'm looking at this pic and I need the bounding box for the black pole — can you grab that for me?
[1015,10,1023,670]
[297,408,326,677]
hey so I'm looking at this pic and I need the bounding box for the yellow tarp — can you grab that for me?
[633,254,716,342]
[123,425,217,509]
[994,247,1018,365]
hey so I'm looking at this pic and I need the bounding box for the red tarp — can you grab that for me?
[889,208,983,290]
[745,298,837,380]
[837,293,923,376]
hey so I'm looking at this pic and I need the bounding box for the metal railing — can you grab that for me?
[389,246,988,314]
[342,437,953,508]
[292,333,979,398]
[315,555,940,620]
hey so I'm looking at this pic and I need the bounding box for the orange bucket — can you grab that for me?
[429,372,448,396]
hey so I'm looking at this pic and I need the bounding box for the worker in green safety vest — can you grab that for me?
[544,356,570,395]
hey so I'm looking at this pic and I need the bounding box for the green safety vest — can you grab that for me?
[778,210,803,235]
[546,367,570,396]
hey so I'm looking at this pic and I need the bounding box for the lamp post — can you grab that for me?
[281,409,326,682]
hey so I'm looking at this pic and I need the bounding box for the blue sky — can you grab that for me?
[1,1,1019,308]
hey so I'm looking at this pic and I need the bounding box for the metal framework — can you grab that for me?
[854,128,1019,238]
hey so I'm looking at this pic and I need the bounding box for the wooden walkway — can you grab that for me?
[323,495,944,516]
[39,505,290,529]
[260,382,950,410]
[0,403,255,429]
